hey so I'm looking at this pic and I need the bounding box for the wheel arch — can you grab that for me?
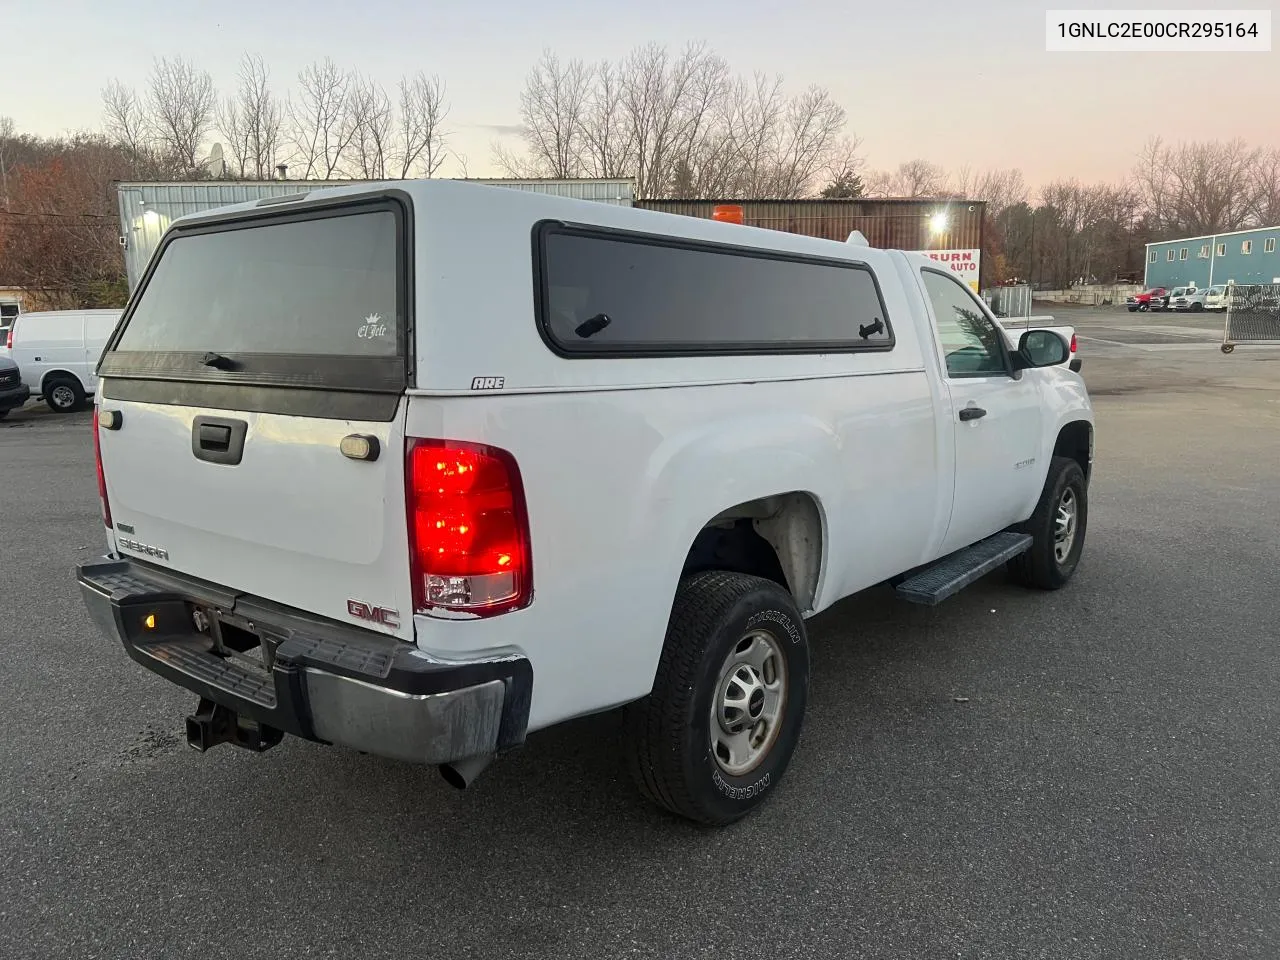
[680,491,826,616]
[1053,419,1093,484]
[40,369,88,395]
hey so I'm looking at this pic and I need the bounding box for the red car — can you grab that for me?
[1126,287,1168,312]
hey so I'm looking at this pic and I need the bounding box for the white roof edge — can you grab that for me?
[1145,224,1280,246]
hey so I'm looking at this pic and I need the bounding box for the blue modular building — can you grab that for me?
[1145,225,1280,289]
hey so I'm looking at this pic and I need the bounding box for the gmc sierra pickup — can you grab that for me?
[78,181,1094,825]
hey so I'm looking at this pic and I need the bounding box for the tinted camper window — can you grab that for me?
[536,223,893,356]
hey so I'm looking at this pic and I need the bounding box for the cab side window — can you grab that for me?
[921,269,1007,377]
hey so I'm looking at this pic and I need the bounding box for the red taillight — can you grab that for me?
[1070,333,1077,354]
[406,439,531,616]
[92,408,112,528]
[4,322,13,350]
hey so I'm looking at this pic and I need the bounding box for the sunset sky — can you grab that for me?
[4,0,1277,190]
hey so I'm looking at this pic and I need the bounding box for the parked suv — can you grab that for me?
[77,182,1095,825]
[0,356,30,419]
[1156,285,1196,312]
[1171,288,1210,311]
[1126,287,1167,312]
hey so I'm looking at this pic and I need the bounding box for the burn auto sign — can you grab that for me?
[916,249,982,292]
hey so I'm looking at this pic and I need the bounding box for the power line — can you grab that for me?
[0,210,115,220]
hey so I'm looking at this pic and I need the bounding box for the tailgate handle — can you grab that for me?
[199,424,231,449]
[192,416,248,466]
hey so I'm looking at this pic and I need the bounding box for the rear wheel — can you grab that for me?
[1127,306,1138,312]
[1009,456,1088,590]
[1138,302,1149,312]
[44,377,85,413]
[624,571,810,826]
[1191,302,1203,312]
[0,409,9,420]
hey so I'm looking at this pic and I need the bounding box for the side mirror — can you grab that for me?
[1014,330,1069,369]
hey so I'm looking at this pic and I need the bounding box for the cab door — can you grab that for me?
[918,268,1043,555]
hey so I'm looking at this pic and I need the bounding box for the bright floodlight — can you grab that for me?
[929,212,948,235]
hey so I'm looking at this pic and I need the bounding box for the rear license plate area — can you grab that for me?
[190,605,279,673]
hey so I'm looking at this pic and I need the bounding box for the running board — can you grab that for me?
[895,532,1033,606]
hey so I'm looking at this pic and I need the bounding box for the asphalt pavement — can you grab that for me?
[2,316,1279,959]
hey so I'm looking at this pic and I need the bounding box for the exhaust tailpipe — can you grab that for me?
[439,754,494,790]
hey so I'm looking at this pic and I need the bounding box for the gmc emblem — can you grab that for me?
[347,599,401,629]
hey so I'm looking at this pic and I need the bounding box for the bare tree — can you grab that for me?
[818,137,867,198]
[102,81,153,159]
[579,60,634,180]
[1250,148,1280,227]
[217,54,282,179]
[864,159,949,198]
[147,57,217,172]
[1133,137,1262,234]
[0,115,14,208]
[507,42,858,199]
[348,74,394,179]
[492,141,545,179]
[396,72,449,178]
[772,85,847,197]
[952,167,1027,214]
[289,58,357,179]
[512,49,591,178]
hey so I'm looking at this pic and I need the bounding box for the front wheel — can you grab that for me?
[1138,302,1149,312]
[624,571,810,826]
[1009,456,1088,590]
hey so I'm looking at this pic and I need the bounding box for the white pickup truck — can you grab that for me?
[78,181,1094,825]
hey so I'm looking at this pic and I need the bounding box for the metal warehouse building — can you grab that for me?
[116,178,636,290]
[1144,225,1280,289]
[116,179,984,292]
[638,198,984,254]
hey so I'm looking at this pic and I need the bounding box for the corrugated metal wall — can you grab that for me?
[117,181,352,290]
[469,178,634,205]
[636,199,985,252]
[117,178,637,290]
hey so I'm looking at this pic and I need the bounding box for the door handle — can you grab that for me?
[958,406,987,422]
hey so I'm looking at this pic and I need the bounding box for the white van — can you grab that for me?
[8,309,121,412]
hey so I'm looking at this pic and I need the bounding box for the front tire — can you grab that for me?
[1009,456,1088,590]
[1138,302,1149,312]
[44,377,85,413]
[625,571,810,826]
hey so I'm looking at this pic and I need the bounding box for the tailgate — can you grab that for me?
[95,192,414,639]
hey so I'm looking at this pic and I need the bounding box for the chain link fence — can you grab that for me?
[1222,284,1280,353]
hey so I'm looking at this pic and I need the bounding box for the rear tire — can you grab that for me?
[1138,302,1149,312]
[0,409,9,420]
[1127,306,1137,312]
[1009,456,1087,590]
[44,377,85,413]
[624,571,810,826]
[1191,302,1203,312]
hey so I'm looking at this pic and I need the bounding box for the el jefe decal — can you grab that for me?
[358,313,389,340]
